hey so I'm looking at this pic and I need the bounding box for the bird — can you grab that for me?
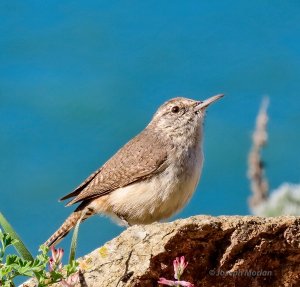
[45,94,224,247]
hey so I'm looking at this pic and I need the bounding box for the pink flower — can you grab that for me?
[173,256,188,280]
[158,277,194,287]
[158,256,194,287]
[158,278,177,286]
[49,246,64,271]
[60,272,80,287]
[176,281,194,287]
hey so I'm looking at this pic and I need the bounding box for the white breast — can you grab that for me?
[106,145,203,225]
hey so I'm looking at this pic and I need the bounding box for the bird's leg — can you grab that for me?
[116,213,132,227]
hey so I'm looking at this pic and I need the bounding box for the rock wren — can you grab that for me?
[45,94,223,247]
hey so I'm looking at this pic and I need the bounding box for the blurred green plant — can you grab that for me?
[252,183,300,217]
[0,213,33,262]
[0,212,80,287]
[68,217,82,264]
[248,99,300,217]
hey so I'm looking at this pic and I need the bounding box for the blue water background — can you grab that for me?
[1,1,300,257]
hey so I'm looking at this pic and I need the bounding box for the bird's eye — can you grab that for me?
[171,106,180,113]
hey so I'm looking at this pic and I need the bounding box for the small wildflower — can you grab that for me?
[158,256,194,287]
[158,278,177,286]
[51,246,64,263]
[60,271,80,287]
[158,277,194,287]
[176,281,194,287]
[49,246,64,271]
[173,256,188,280]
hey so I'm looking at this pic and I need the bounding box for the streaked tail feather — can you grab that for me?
[44,204,95,247]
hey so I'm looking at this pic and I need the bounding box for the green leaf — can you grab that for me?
[39,244,49,256]
[66,259,79,276]
[0,212,34,261]
[0,263,13,277]
[36,245,49,264]
[3,234,18,249]
[49,270,64,282]
[68,216,82,263]
[6,254,19,266]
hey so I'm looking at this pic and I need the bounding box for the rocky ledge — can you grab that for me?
[24,215,300,286]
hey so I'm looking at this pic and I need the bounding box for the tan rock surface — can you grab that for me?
[22,216,300,286]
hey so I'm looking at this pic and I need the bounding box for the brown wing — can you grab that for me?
[62,128,169,206]
[59,168,102,201]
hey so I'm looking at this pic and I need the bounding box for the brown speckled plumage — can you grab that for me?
[63,129,169,206]
[45,95,223,247]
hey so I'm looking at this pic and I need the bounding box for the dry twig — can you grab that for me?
[248,97,270,209]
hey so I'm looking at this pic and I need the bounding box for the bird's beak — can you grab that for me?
[194,94,224,111]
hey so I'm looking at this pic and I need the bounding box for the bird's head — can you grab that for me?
[149,94,224,140]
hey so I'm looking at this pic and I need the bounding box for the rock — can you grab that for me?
[22,215,300,286]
